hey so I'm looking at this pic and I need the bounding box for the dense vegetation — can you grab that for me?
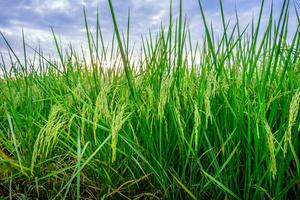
[0,0,299,199]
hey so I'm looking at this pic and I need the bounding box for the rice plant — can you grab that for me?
[0,0,299,199]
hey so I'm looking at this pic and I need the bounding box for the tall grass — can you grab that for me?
[0,0,300,199]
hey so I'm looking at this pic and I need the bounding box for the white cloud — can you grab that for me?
[23,0,75,15]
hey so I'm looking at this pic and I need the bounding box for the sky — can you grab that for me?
[0,0,298,61]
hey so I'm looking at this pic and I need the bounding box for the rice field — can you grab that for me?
[0,0,300,199]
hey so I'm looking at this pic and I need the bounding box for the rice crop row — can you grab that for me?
[0,0,299,199]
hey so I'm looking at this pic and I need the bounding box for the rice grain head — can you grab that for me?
[193,103,201,150]
[81,105,88,144]
[284,89,300,156]
[146,86,154,108]
[204,70,216,128]
[93,84,110,142]
[31,105,67,173]
[174,88,185,140]
[264,119,277,180]
[111,104,127,163]
[158,77,172,119]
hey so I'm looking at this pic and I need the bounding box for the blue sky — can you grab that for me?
[0,0,298,59]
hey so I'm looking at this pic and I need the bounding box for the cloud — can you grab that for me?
[27,0,73,14]
[0,0,298,63]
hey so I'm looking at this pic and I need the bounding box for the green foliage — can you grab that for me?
[0,0,299,199]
